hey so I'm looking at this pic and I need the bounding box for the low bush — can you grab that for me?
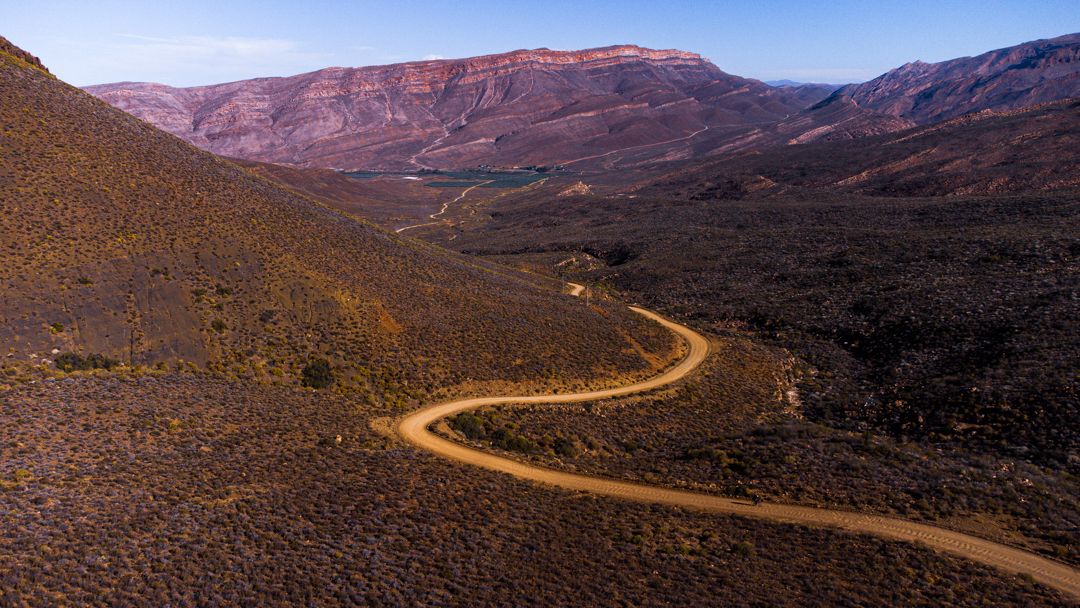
[54,352,119,372]
[301,358,334,389]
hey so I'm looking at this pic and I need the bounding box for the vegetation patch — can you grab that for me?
[54,352,119,372]
[301,358,334,389]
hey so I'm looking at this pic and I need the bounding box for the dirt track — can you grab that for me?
[398,288,1080,600]
[395,180,493,233]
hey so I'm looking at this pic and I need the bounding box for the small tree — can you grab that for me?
[302,358,334,389]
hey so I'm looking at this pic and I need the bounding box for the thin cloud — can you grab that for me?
[421,54,446,61]
[77,34,334,86]
[117,34,309,59]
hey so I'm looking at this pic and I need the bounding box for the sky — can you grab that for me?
[4,0,1079,87]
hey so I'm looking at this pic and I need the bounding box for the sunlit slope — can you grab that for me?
[0,37,673,395]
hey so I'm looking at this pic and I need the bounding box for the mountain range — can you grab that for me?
[838,33,1080,124]
[86,35,1080,171]
[84,45,830,170]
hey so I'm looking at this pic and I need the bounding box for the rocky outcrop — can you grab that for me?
[558,181,593,197]
[86,45,821,170]
[0,35,49,74]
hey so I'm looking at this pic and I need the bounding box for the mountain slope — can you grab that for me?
[841,33,1080,123]
[642,98,1080,199]
[85,45,821,170]
[0,37,674,395]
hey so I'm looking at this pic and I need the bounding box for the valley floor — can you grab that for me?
[1,374,1071,607]
[404,300,1080,600]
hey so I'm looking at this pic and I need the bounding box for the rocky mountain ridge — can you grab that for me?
[85,45,826,170]
[840,33,1080,123]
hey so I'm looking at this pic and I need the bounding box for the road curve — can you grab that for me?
[397,287,1080,600]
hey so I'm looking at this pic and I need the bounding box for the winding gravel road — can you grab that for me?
[397,285,1080,600]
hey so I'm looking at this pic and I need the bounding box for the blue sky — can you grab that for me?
[5,0,1079,87]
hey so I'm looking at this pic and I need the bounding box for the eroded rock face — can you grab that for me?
[85,45,825,170]
[840,33,1080,123]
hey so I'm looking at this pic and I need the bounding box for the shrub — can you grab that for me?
[554,436,581,458]
[54,352,119,372]
[684,447,724,461]
[450,412,486,440]
[301,358,334,389]
[492,429,536,454]
[211,319,227,333]
[732,541,755,557]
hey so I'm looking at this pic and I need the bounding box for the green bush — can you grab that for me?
[450,412,487,440]
[54,352,119,372]
[554,437,581,458]
[301,358,334,389]
[732,541,755,557]
[491,428,536,453]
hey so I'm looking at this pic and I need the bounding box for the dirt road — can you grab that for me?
[396,180,494,233]
[397,289,1080,599]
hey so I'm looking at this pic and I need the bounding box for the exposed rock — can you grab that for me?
[559,181,592,197]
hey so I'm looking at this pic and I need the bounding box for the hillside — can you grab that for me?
[4,374,1067,606]
[0,37,677,397]
[841,33,1080,123]
[642,98,1080,198]
[85,45,829,170]
[233,158,458,228]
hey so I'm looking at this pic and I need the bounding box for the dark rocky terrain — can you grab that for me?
[438,185,1080,473]
[444,340,1079,565]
